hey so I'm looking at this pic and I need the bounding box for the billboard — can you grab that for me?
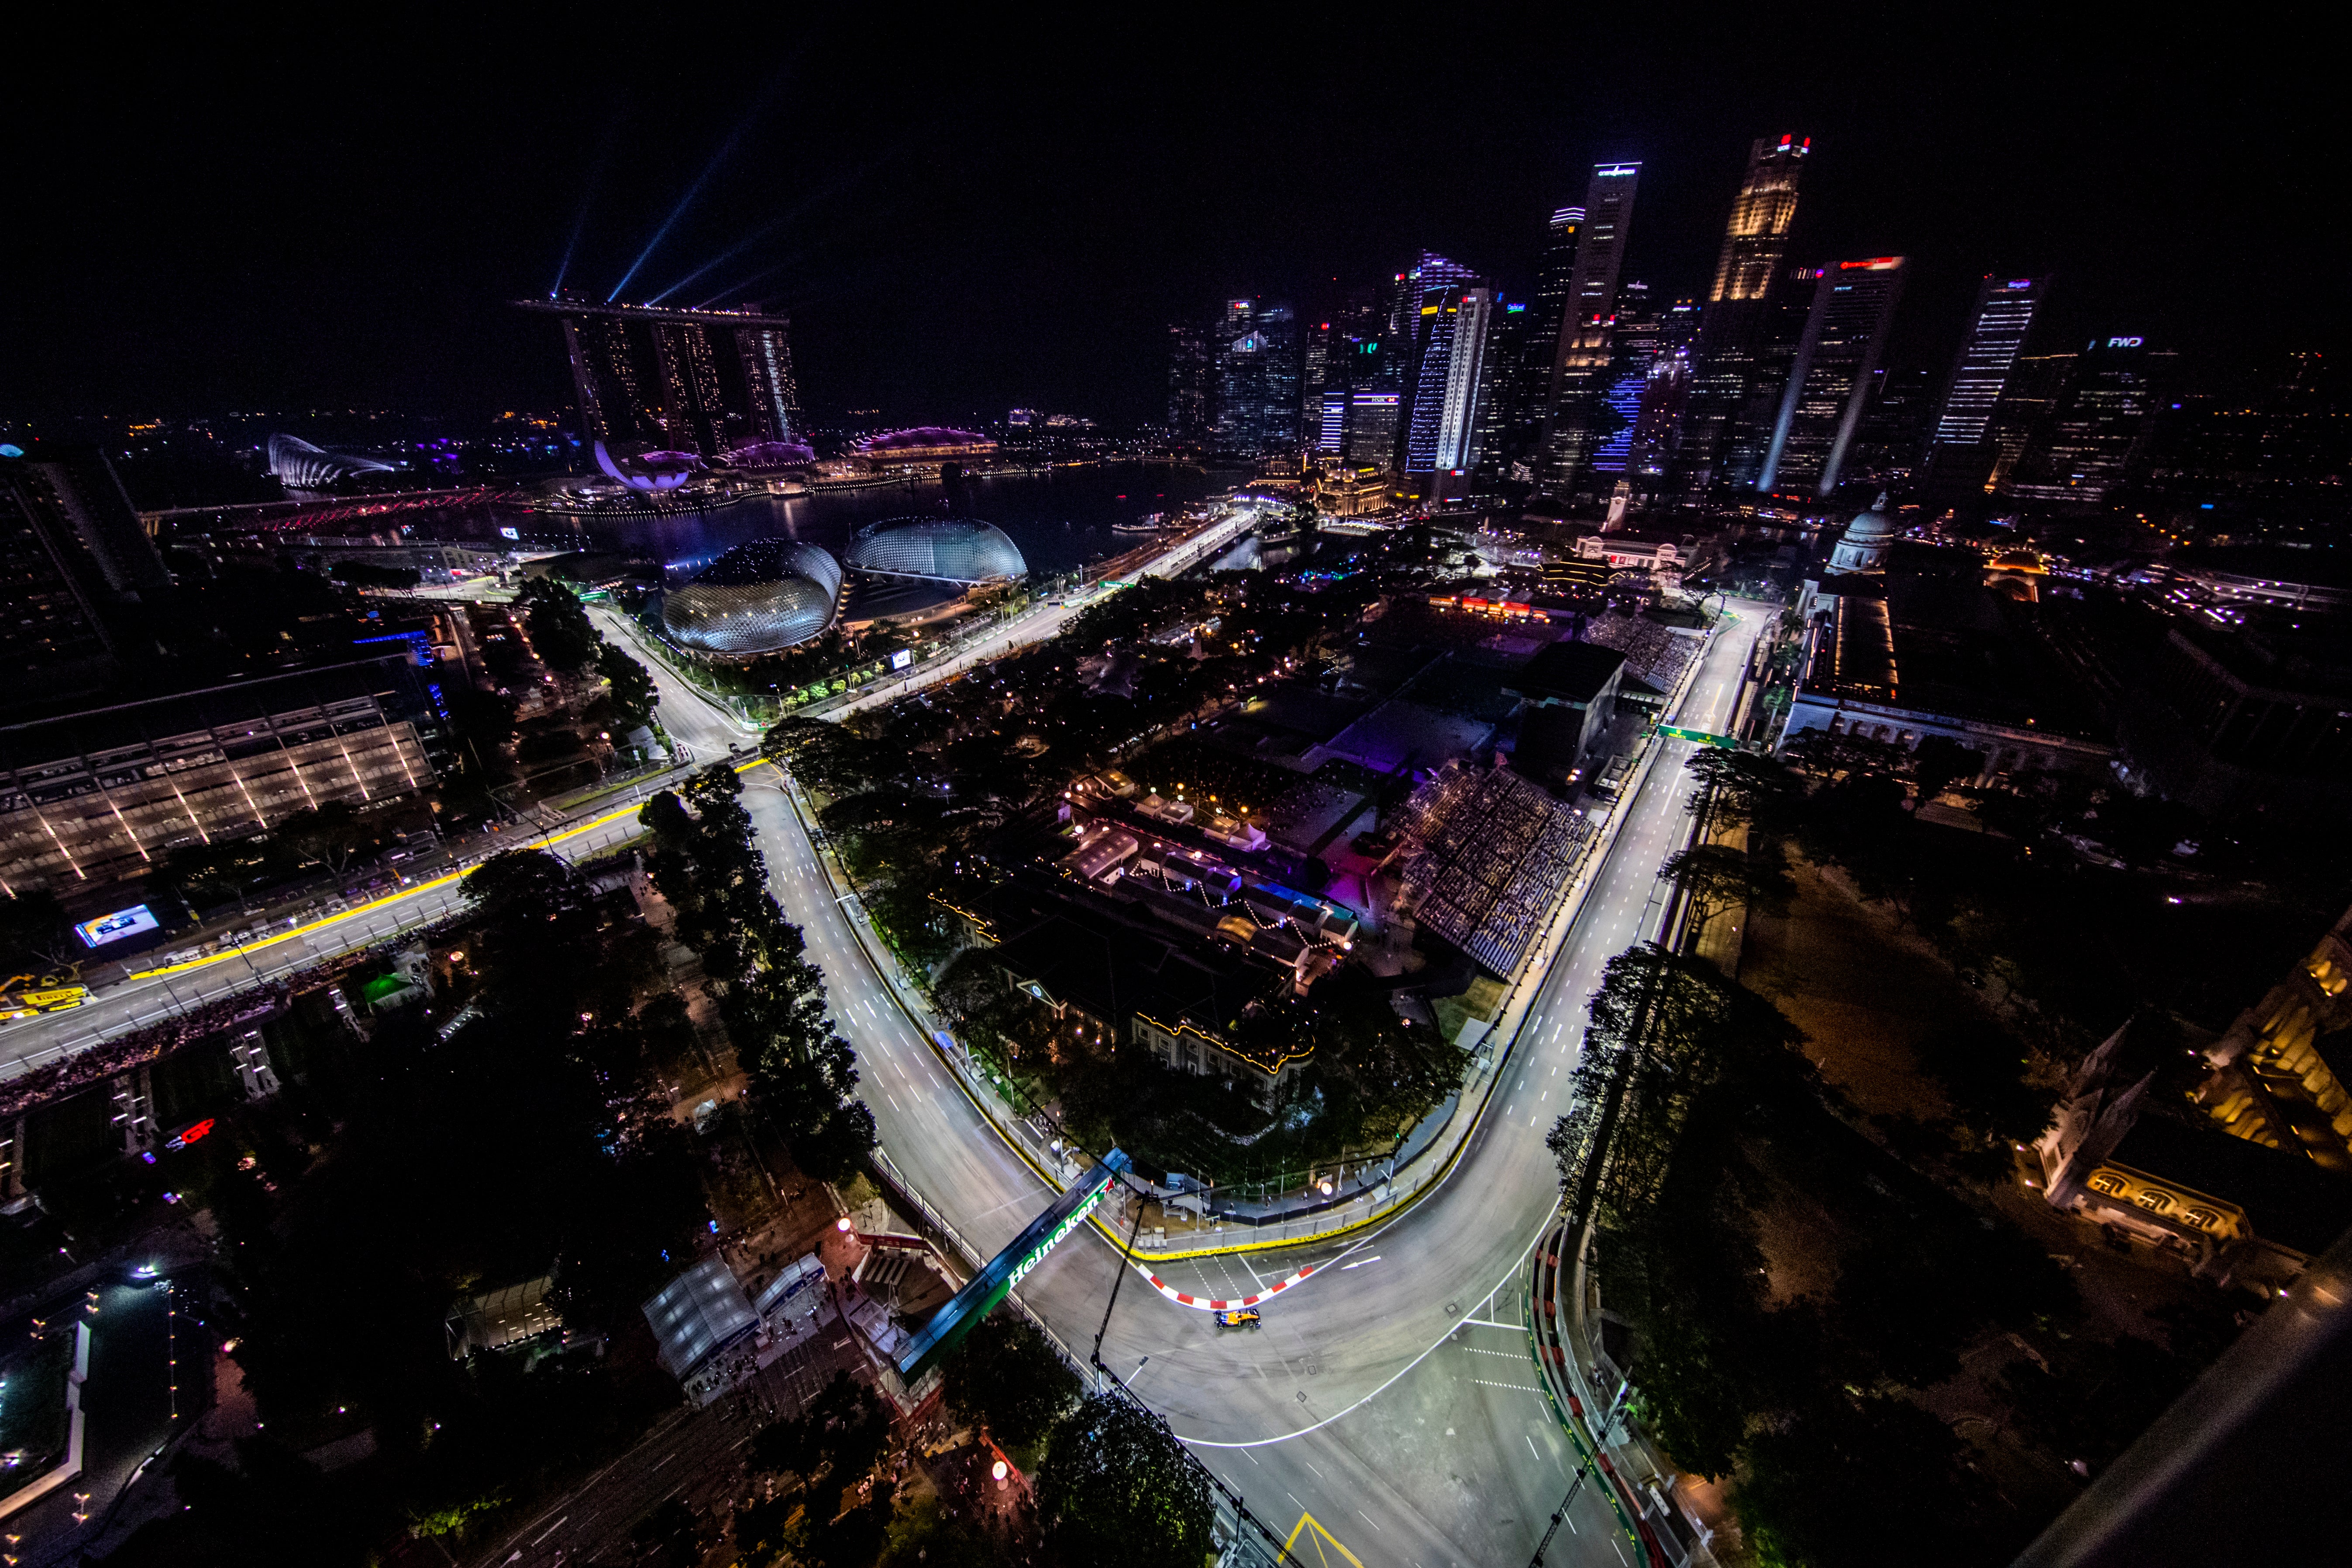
[890,649,914,670]
[74,904,160,948]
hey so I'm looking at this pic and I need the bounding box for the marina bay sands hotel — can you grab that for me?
[517,296,804,458]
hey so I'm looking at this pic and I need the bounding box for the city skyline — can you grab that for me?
[4,17,2332,429]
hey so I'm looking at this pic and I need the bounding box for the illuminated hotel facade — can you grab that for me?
[516,298,802,457]
[0,657,445,896]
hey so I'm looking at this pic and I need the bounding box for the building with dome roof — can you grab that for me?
[661,538,842,657]
[840,516,1027,586]
[1778,515,2114,782]
[1826,493,1898,573]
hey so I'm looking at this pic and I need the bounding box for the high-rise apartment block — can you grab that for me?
[1539,163,1641,492]
[1756,256,1907,496]
[517,298,802,457]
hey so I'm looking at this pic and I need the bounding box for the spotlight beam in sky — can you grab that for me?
[551,106,629,298]
[607,63,797,303]
[644,145,904,306]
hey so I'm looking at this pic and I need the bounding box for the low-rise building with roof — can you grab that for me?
[1779,507,2114,779]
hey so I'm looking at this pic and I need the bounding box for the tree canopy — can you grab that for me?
[1034,1395,1214,1568]
[940,1310,1082,1450]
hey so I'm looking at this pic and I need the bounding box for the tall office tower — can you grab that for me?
[1167,320,1214,438]
[1625,298,1704,482]
[1932,277,2045,447]
[517,299,802,457]
[1918,276,2044,500]
[1346,392,1402,470]
[1677,136,1811,490]
[1538,162,1641,492]
[2003,336,2164,504]
[1302,317,1339,433]
[1213,300,1302,455]
[1316,389,1350,453]
[1985,351,2078,491]
[1475,298,1529,482]
[1387,253,1479,469]
[1756,256,1907,496]
[1586,282,1665,479]
[1505,207,1583,460]
[2,445,172,702]
[1404,285,1499,496]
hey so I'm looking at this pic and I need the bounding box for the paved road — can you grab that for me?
[654,600,1770,1565]
[10,542,1760,1563]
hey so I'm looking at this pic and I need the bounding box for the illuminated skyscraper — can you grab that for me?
[518,298,802,456]
[1502,207,1582,462]
[1167,320,1213,438]
[1756,256,1906,496]
[1539,162,1641,491]
[1212,299,1302,456]
[2004,336,2164,504]
[1316,389,1349,453]
[1346,393,1402,471]
[1932,277,2045,448]
[1405,285,1498,496]
[1677,136,1810,490]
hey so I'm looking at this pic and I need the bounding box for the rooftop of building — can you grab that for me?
[983,875,1299,1072]
[1804,547,2107,737]
[1513,639,1628,705]
[2110,1113,2352,1258]
[0,652,434,768]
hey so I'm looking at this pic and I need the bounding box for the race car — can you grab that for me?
[1213,1308,1262,1330]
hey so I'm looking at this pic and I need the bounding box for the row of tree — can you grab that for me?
[637,762,876,1180]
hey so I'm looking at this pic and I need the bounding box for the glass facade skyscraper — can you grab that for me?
[1212,299,1302,456]
[1502,207,1582,463]
[2003,336,2164,504]
[1756,256,1906,496]
[1404,286,1498,493]
[1677,136,1810,492]
[1539,163,1640,492]
[1931,276,2045,448]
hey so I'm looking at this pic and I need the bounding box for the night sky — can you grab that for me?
[7,13,2333,429]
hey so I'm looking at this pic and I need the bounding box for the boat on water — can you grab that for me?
[1110,512,1167,535]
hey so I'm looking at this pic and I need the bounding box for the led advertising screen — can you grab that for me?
[74,904,160,948]
[890,649,915,670]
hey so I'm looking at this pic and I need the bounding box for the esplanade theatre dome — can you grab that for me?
[1828,493,1898,574]
[662,538,843,656]
[840,516,1027,586]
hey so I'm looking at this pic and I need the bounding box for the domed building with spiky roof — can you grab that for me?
[661,538,843,657]
[840,516,1026,586]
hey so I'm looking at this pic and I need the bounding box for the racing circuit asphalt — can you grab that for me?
[0,538,1763,1565]
[607,592,1769,1565]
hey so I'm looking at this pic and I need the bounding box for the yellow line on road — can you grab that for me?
[125,794,661,981]
[1283,1511,1367,1567]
